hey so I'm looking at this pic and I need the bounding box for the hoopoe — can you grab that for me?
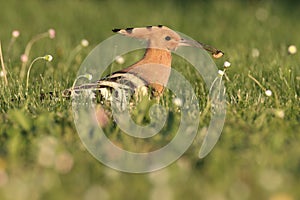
[63,25,223,109]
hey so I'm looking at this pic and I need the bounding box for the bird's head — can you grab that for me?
[112,25,224,58]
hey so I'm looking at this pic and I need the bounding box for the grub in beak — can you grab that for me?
[179,38,224,58]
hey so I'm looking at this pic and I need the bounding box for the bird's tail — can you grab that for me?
[62,82,103,98]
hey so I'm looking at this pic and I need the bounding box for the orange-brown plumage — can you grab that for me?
[120,48,172,94]
[64,25,224,101]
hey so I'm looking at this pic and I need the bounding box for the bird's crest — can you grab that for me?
[112,25,224,57]
[112,25,172,38]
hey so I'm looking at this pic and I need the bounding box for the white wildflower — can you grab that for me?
[218,70,225,76]
[223,61,231,68]
[48,28,56,39]
[12,30,20,38]
[265,89,272,97]
[85,74,93,81]
[43,54,53,62]
[81,39,89,47]
[173,97,183,107]
[115,56,125,64]
[20,54,28,63]
[288,45,297,54]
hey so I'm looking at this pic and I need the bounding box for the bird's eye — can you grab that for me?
[165,36,171,41]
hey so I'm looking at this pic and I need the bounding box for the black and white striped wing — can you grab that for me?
[64,72,149,110]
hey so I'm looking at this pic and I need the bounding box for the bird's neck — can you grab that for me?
[123,48,172,70]
[120,48,172,95]
[139,48,172,66]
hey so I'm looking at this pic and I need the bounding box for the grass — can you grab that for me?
[0,0,300,199]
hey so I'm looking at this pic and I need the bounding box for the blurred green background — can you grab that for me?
[0,0,300,200]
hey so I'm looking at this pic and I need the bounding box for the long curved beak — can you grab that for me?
[179,38,224,59]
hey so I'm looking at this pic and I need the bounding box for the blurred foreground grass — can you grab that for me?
[0,0,300,199]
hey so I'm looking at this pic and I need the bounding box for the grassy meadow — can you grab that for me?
[0,0,300,199]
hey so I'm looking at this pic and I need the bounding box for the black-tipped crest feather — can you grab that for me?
[112,28,121,32]
[125,27,134,33]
